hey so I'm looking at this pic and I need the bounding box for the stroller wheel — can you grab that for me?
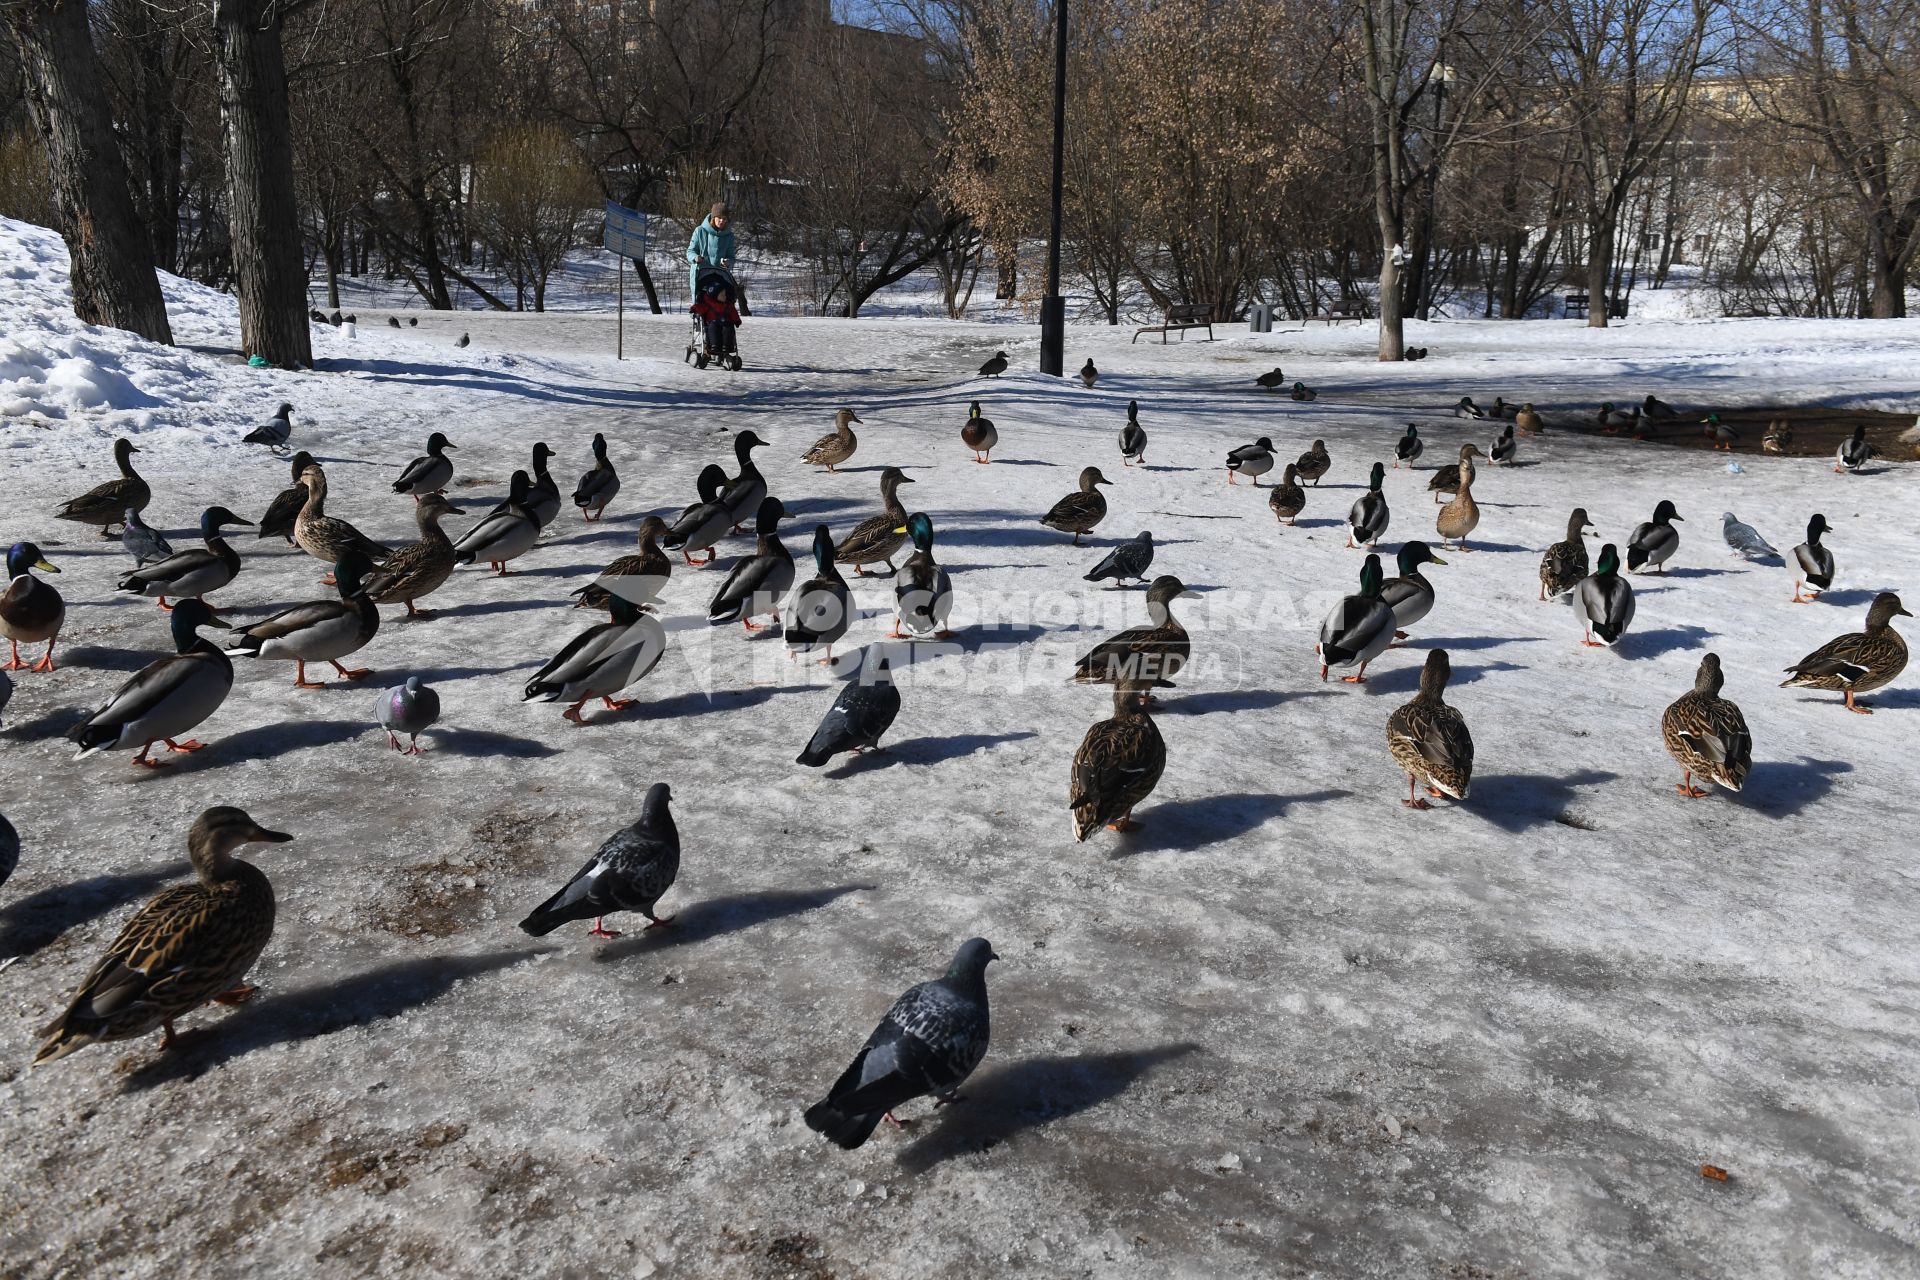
[683,346,695,364]
[695,351,710,369]
[726,354,742,372]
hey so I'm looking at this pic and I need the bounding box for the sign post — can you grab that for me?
[602,201,649,362]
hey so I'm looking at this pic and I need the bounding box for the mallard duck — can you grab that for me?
[1269,464,1306,525]
[1427,443,1483,504]
[524,596,667,723]
[228,551,381,686]
[527,442,562,530]
[1348,462,1390,549]
[573,432,620,520]
[362,492,463,617]
[1436,460,1481,551]
[54,437,150,536]
[33,807,294,1064]
[1453,396,1484,419]
[1256,367,1287,391]
[70,599,233,765]
[1070,575,1193,699]
[122,508,174,566]
[1317,554,1395,683]
[1662,653,1752,796]
[452,470,539,575]
[1085,530,1154,588]
[2,543,63,673]
[1294,439,1332,486]
[1790,514,1834,603]
[1835,423,1874,472]
[1515,403,1544,435]
[1598,402,1641,433]
[392,431,457,499]
[782,525,852,665]
[257,451,317,544]
[1226,437,1275,485]
[979,350,1009,377]
[1540,508,1595,600]
[577,515,672,612]
[1079,358,1098,388]
[891,512,955,638]
[1781,592,1910,713]
[1394,424,1423,468]
[1626,500,1683,573]
[1386,649,1473,809]
[708,498,794,632]
[720,429,770,530]
[1118,400,1147,466]
[244,403,295,452]
[1701,415,1739,451]
[1290,382,1317,402]
[665,463,738,567]
[1381,541,1448,642]
[803,409,862,472]
[961,401,998,463]
[377,676,441,754]
[1643,394,1680,421]
[1042,467,1111,545]
[1490,423,1517,465]
[1761,420,1792,454]
[294,465,389,582]
[519,783,679,937]
[834,467,916,575]
[1070,689,1166,840]
[116,506,253,610]
[1575,544,1635,646]
[797,652,901,765]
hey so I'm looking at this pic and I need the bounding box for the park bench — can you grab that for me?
[1132,302,1214,344]
[1309,299,1366,325]
[1566,293,1629,320]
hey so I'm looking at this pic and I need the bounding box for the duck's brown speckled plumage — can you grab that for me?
[54,438,150,534]
[1662,653,1752,794]
[803,409,862,470]
[1041,466,1111,542]
[1781,592,1910,712]
[1070,575,1191,694]
[1269,464,1306,524]
[575,516,673,611]
[294,466,389,571]
[1540,507,1593,600]
[257,452,317,543]
[1070,691,1166,840]
[834,467,916,572]
[1386,649,1474,808]
[363,493,462,612]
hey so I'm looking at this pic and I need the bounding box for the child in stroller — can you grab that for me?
[687,267,743,371]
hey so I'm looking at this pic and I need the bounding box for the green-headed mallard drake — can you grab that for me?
[1436,458,1481,551]
[803,409,862,472]
[3,543,64,673]
[708,498,794,632]
[362,492,464,617]
[1643,394,1680,422]
[979,350,1009,377]
[1515,403,1544,435]
[55,438,150,536]
[1761,420,1792,454]
[835,466,916,575]
[1318,554,1395,683]
[228,551,380,687]
[891,512,955,639]
[1453,396,1484,419]
[1627,499,1683,573]
[1394,424,1423,468]
[294,465,389,583]
[1295,439,1331,486]
[1070,689,1166,840]
[1790,514,1834,603]
[1069,574,1193,699]
[452,470,539,575]
[1290,382,1316,402]
[1348,462,1390,548]
[1835,423,1874,472]
[243,402,294,452]
[1540,507,1594,600]
[1085,530,1154,588]
[1269,464,1306,525]
[1576,544,1635,647]
[392,431,457,500]
[1701,415,1739,451]
[1427,443,1482,504]
[33,806,294,1064]
[665,463,737,567]
[573,432,620,521]
[1386,648,1473,809]
[1381,541,1448,643]
[1598,402,1641,433]
[783,525,852,665]
[115,506,253,610]
[1119,400,1147,466]
[1256,367,1286,391]
[257,451,316,544]
[71,599,233,765]
[1041,466,1111,545]
[577,515,672,613]
[1226,437,1275,485]
[1079,358,1098,389]
[1490,423,1517,465]
[1781,591,1910,714]
[720,429,771,530]
[524,596,667,724]
[961,401,998,463]
[1663,652,1752,796]
[527,442,562,530]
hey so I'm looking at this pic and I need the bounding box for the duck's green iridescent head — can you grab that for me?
[1359,553,1384,597]
[1596,543,1622,576]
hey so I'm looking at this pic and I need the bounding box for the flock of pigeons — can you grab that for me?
[0,348,1909,1147]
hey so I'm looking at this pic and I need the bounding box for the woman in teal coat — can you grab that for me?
[686,201,736,299]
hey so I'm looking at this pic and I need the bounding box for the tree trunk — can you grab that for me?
[3,0,173,344]
[1866,214,1909,318]
[214,0,312,367]
[1586,207,1616,329]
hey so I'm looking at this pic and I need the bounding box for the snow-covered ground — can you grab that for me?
[4,214,1920,1277]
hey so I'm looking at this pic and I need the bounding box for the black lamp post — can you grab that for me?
[1038,0,1068,376]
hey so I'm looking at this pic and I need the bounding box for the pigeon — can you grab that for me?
[328,309,343,326]
[377,676,440,754]
[0,810,15,891]
[408,317,418,327]
[1720,512,1778,560]
[121,508,175,566]
[796,653,900,767]
[978,350,1008,378]
[1085,531,1154,586]
[804,937,997,1150]
[344,314,357,324]
[518,782,679,939]
[388,316,401,329]
[244,402,294,453]
[1079,358,1098,388]
[1255,367,1286,390]
[455,332,471,349]
[309,309,327,323]
[1118,400,1147,466]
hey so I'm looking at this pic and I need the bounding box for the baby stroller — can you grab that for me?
[685,266,743,371]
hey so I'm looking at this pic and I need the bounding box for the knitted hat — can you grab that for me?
[710,201,730,219]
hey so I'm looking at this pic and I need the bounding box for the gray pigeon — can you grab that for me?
[518,783,679,939]
[978,350,1007,377]
[804,937,998,1149]
[243,402,294,452]
[1085,531,1154,586]
[377,675,441,754]
[1721,511,1778,560]
[120,507,174,566]
[0,811,15,891]
[456,333,471,349]
[388,316,401,329]
[797,654,900,766]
